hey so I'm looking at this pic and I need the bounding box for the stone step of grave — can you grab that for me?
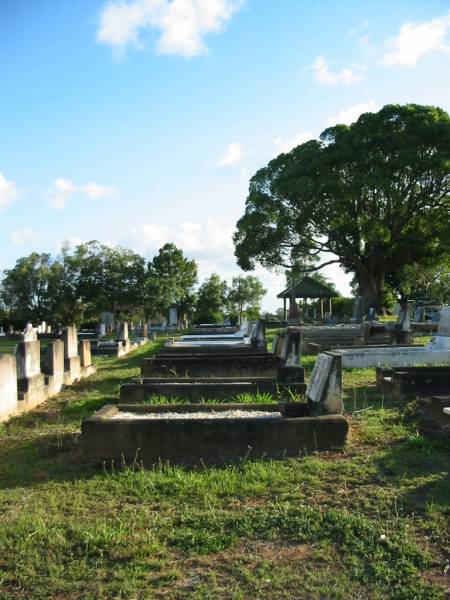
[82,403,349,466]
[141,355,283,378]
[156,351,270,360]
[120,379,307,402]
[377,366,450,399]
[162,346,268,354]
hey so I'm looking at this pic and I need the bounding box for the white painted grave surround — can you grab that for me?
[336,306,450,368]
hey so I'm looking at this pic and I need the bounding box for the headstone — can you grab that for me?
[250,320,266,348]
[367,307,376,320]
[414,306,425,322]
[44,340,65,396]
[16,339,41,379]
[351,296,364,323]
[41,321,46,333]
[45,340,65,376]
[100,311,114,327]
[117,322,129,342]
[306,352,343,414]
[78,340,92,367]
[8,324,14,336]
[169,308,177,327]
[0,354,18,421]
[99,323,106,337]
[151,331,157,342]
[141,324,148,338]
[0,326,5,337]
[437,306,450,337]
[46,325,52,334]
[62,325,78,359]
[23,323,37,342]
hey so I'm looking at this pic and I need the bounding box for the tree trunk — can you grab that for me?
[358,272,384,315]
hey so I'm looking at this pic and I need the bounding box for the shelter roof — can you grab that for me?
[277,276,338,299]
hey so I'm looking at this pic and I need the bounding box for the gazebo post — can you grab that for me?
[283,297,286,321]
[329,297,332,315]
[320,298,324,319]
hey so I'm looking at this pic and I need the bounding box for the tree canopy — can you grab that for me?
[145,243,198,318]
[227,275,267,321]
[234,104,450,310]
[194,274,228,324]
[1,241,267,327]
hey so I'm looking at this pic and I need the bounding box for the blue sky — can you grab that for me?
[1,0,450,311]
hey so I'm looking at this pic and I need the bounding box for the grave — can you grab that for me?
[334,306,450,368]
[376,366,450,400]
[120,376,307,402]
[91,321,145,358]
[82,403,348,465]
[44,340,65,396]
[79,340,96,377]
[306,352,343,415]
[0,354,18,422]
[63,325,81,384]
[15,336,47,408]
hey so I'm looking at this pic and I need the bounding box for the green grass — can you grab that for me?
[0,340,449,599]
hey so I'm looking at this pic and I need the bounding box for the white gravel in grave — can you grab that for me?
[112,410,282,420]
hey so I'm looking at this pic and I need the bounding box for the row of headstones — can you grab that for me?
[0,325,95,422]
[0,322,53,337]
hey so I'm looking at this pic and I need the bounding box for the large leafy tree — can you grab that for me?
[227,275,267,322]
[145,243,197,319]
[234,104,450,311]
[195,274,228,324]
[1,253,54,323]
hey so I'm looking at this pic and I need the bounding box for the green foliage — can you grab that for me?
[227,275,266,321]
[332,296,354,318]
[0,241,197,326]
[234,104,450,311]
[145,243,198,319]
[194,273,228,324]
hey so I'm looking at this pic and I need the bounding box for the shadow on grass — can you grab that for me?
[0,430,98,489]
[377,434,450,511]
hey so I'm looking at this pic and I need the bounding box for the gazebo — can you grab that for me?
[277,276,338,321]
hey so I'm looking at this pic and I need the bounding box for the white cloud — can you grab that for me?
[129,219,234,257]
[97,0,244,59]
[48,178,119,209]
[81,182,119,199]
[327,99,377,126]
[0,172,19,211]
[273,131,315,155]
[381,12,450,66]
[9,228,40,245]
[311,56,363,85]
[50,178,77,209]
[217,142,243,167]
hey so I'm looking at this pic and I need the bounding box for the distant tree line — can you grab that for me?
[0,241,266,327]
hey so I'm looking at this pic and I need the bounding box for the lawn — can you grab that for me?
[0,340,449,599]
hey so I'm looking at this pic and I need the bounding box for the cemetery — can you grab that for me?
[1,7,449,595]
